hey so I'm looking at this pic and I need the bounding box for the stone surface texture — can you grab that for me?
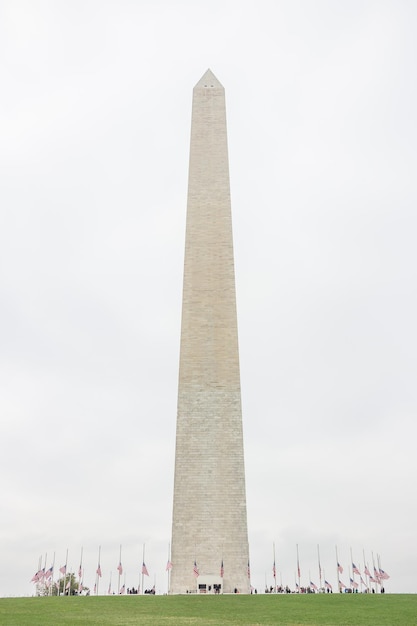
[170,69,250,595]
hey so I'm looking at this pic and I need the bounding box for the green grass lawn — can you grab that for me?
[0,594,416,626]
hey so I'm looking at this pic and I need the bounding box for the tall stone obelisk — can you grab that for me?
[170,69,249,595]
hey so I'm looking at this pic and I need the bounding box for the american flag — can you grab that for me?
[193,561,199,577]
[45,567,53,580]
[339,580,346,589]
[96,564,102,577]
[142,562,149,576]
[369,575,377,583]
[272,561,276,577]
[337,562,343,574]
[324,580,332,590]
[220,560,224,578]
[31,569,42,583]
[117,562,123,575]
[350,578,358,589]
[352,563,360,575]
[379,569,390,580]
[364,565,371,577]
[310,581,318,591]
[78,565,82,578]
[166,560,173,571]
[59,565,66,575]
[119,584,125,595]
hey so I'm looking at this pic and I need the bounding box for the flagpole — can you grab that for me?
[35,555,42,596]
[296,544,300,592]
[96,545,101,595]
[220,551,224,594]
[350,547,355,590]
[62,548,68,597]
[377,553,385,592]
[317,544,322,590]
[142,544,145,595]
[67,562,73,595]
[43,552,47,593]
[195,545,198,593]
[118,545,122,594]
[273,542,277,593]
[78,547,83,596]
[80,568,84,596]
[108,571,112,595]
[371,551,377,593]
[363,549,368,591]
[50,552,55,596]
[376,554,383,593]
[371,551,375,590]
[335,546,340,592]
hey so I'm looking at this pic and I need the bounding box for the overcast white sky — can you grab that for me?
[1,0,416,597]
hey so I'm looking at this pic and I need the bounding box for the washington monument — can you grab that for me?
[170,70,250,595]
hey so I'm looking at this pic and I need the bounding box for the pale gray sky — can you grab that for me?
[1,0,416,596]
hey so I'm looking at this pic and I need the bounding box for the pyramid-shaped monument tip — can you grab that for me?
[194,69,223,89]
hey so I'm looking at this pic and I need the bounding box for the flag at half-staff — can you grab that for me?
[273,542,277,591]
[95,545,102,595]
[296,544,301,591]
[117,545,123,594]
[317,544,322,589]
